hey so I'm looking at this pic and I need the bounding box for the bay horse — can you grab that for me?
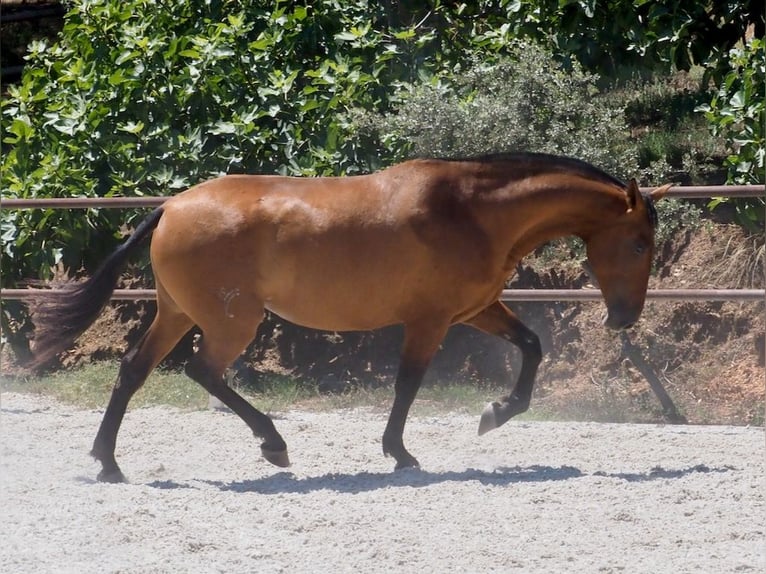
[30,152,669,482]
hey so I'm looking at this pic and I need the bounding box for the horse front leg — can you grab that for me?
[463,301,542,435]
[382,320,448,470]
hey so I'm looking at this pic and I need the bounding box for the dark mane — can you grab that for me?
[437,151,627,190]
[645,195,658,228]
[434,152,660,228]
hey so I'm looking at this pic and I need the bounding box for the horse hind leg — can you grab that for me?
[184,313,290,468]
[91,308,194,482]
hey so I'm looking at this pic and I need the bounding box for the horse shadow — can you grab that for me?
[145,463,734,495]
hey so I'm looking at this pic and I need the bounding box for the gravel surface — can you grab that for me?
[1,392,763,573]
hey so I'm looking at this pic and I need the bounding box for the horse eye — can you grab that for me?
[634,242,647,255]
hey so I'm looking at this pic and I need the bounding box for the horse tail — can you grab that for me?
[29,207,165,370]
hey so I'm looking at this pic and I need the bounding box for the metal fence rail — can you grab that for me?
[1,184,764,302]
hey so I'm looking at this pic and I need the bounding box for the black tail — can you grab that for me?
[29,207,164,370]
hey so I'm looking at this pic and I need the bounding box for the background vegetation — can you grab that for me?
[1,0,764,363]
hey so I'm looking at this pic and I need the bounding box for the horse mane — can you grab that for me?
[437,151,626,188]
[434,152,658,228]
[645,195,658,228]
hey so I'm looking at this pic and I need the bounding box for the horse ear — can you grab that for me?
[626,178,641,212]
[650,183,672,202]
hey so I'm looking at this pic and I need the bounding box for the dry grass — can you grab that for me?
[0,360,505,419]
[703,232,765,289]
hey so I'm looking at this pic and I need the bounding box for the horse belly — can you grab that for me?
[262,265,411,332]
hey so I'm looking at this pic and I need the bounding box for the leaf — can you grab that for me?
[334,31,358,43]
[51,117,81,136]
[115,50,139,66]
[293,6,308,20]
[179,48,201,59]
[7,118,34,141]
[107,69,128,87]
[393,29,416,40]
[249,37,271,51]
[208,121,237,135]
[117,121,145,134]
[730,90,745,109]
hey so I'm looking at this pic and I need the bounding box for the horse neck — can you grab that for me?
[478,173,629,262]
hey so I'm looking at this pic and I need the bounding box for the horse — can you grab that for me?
[29,152,669,482]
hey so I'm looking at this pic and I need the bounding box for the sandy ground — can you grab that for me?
[1,391,764,573]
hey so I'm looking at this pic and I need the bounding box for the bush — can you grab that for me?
[361,43,639,179]
[497,0,763,80]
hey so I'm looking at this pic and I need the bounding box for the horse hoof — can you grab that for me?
[97,468,127,483]
[394,457,420,471]
[261,445,291,468]
[478,402,500,436]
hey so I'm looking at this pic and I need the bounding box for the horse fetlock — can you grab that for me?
[381,432,399,457]
[91,449,127,483]
[382,435,419,469]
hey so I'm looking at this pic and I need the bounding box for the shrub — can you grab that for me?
[361,43,639,179]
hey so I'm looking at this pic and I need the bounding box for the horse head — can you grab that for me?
[584,179,671,331]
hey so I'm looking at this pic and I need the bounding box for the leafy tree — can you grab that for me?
[0,0,446,357]
[698,38,765,230]
[496,0,764,79]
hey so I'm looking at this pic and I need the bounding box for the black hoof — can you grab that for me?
[394,457,420,471]
[261,444,291,468]
[97,468,127,483]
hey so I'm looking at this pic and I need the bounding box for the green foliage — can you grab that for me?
[698,38,765,185]
[1,0,436,288]
[498,0,763,80]
[697,38,765,231]
[618,74,727,185]
[360,43,638,179]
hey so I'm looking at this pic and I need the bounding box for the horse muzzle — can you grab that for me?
[602,309,638,331]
